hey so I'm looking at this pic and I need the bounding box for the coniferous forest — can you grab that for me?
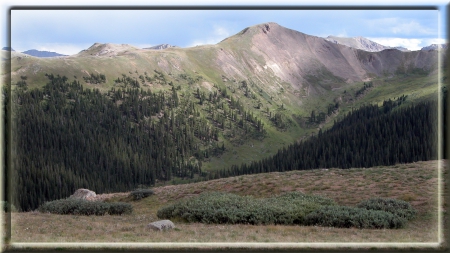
[7,73,270,211]
[5,73,443,211]
[211,95,441,179]
[9,75,209,211]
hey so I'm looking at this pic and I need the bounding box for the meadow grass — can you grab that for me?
[8,160,442,246]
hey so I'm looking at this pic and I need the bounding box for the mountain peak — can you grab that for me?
[78,43,139,56]
[232,22,282,37]
[421,43,448,51]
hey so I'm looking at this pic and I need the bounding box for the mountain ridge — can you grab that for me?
[9,22,440,105]
[421,43,448,51]
[21,49,67,58]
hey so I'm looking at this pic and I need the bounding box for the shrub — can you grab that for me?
[304,206,406,229]
[38,198,133,215]
[108,202,133,215]
[73,200,109,216]
[157,191,336,225]
[129,189,154,200]
[357,198,417,220]
[38,198,85,215]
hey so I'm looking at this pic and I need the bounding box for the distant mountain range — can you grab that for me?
[4,38,444,59]
[21,49,67,57]
[421,44,448,51]
[325,36,409,52]
[1,47,67,57]
[10,22,440,95]
[144,44,176,50]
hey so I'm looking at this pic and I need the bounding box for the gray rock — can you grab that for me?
[147,220,175,231]
[69,188,96,200]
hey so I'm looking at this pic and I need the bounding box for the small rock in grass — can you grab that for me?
[147,220,175,231]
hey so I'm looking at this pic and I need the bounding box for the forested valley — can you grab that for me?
[6,74,266,211]
[4,74,443,211]
[214,95,442,179]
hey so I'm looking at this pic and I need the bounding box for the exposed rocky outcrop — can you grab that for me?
[69,188,97,200]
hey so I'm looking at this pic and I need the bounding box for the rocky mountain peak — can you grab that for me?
[421,43,448,51]
[77,43,138,57]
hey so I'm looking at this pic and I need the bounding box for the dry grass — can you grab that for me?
[6,160,443,248]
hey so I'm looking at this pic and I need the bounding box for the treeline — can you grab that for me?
[199,87,265,134]
[355,81,373,97]
[309,102,339,125]
[210,96,440,179]
[9,74,224,211]
[81,72,106,84]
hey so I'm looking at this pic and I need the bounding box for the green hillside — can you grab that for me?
[4,22,446,211]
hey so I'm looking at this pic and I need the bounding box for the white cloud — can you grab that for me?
[368,37,447,51]
[367,18,436,36]
[187,25,232,48]
[423,38,448,45]
[335,30,348,38]
[390,20,434,35]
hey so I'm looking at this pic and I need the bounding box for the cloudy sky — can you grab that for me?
[4,1,449,55]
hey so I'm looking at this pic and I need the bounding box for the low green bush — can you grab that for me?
[157,191,336,225]
[108,202,133,215]
[38,198,133,215]
[73,200,109,216]
[304,205,406,229]
[38,198,85,215]
[356,198,417,220]
[129,189,154,200]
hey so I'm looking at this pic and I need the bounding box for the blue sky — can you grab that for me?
[3,1,449,55]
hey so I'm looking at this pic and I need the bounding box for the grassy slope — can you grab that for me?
[9,62,443,174]
[9,160,442,244]
[7,47,444,175]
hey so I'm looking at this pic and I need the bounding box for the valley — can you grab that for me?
[2,22,446,246]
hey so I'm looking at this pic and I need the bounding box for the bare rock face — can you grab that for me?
[147,220,175,231]
[69,188,97,200]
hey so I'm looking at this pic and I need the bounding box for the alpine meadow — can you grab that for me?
[2,16,447,250]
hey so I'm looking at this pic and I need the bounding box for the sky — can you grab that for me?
[3,1,449,55]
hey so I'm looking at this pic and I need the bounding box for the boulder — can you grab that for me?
[69,188,96,200]
[147,220,175,231]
